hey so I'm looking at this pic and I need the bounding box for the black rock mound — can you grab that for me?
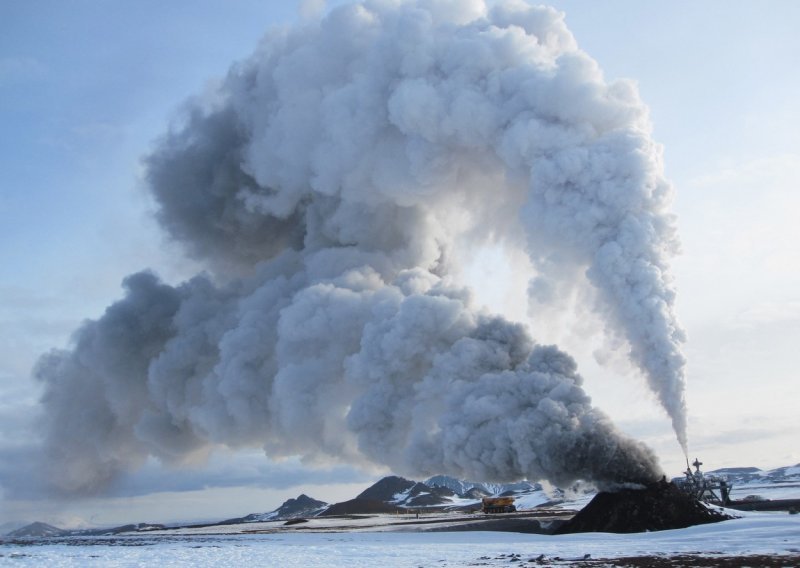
[557,479,733,534]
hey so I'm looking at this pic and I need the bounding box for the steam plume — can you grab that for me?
[35,0,686,494]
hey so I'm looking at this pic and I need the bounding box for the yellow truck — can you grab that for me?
[481,496,516,514]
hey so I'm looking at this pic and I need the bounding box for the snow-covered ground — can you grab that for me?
[2,513,798,567]
[5,470,798,565]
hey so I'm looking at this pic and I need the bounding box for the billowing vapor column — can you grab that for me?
[35,0,686,494]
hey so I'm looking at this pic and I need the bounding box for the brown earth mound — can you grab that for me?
[557,479,733,534]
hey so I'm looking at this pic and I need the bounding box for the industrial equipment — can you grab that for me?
[481,496,516,513]
[675,458,731,505]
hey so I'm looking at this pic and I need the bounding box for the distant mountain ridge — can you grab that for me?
[423,475,541,496]
[314,474,544,517]
[0,474,571,538]
[680,463,800,485]
[6,521,164,538]
[7,522,65,538]
[8,463,799,537]
[1,475,554,537]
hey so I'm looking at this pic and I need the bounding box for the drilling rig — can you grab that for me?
[675,458,732,505]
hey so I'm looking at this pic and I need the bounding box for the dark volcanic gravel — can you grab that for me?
[590,554,800,567]
[467,553,800,567]
[556,479,733,534]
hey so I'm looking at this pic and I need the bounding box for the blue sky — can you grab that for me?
[1,1,798,527]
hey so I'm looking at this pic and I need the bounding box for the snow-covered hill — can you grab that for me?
[6,522,65,538]
[238,494,329,523]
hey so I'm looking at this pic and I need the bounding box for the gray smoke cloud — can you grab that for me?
[34,0,686,495]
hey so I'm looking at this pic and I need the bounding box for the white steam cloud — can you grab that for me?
[35,0,686,495]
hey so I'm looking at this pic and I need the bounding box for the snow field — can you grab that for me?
[2,514,798,567]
